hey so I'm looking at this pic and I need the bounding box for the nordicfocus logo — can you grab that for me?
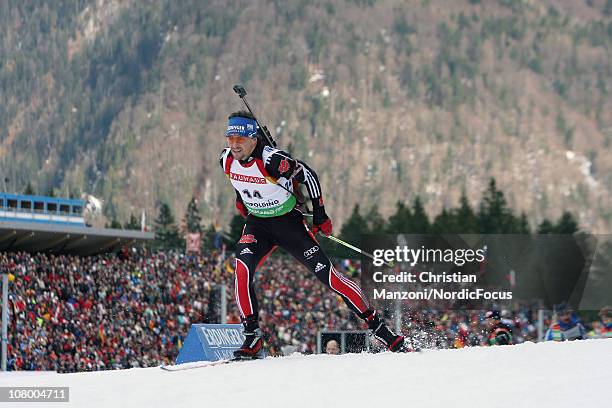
[240,248,253,255]
[230,173,267,184]
[315,262,326,273]
[304,245,319,259]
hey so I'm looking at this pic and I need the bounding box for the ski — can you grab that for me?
[160,359,232,371]
[160,357,260,371]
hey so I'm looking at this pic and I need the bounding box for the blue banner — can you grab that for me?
[175,324,245,364]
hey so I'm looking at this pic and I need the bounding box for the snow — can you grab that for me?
[1,340,610,408]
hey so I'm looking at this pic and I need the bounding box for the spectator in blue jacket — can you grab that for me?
[545,303,585,341]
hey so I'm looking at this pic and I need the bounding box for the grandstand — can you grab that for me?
[0,193,85,226]
[0,191,154,371]
[0,192,153,255]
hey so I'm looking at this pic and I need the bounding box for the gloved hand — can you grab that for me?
[312,218,332,236]
[312,206,333,236]
[236,200,248,219]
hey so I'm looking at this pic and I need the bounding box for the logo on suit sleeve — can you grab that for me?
[278,158,290,174]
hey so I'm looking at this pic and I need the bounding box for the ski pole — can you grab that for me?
[324,235,394,268]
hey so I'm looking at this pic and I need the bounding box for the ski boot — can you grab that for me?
[365,311,407,352]
[234,315,264,360]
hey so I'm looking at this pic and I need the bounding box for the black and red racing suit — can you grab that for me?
[219,139,372,321]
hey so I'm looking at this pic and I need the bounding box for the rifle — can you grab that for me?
[232,85,277,148]
[231,85,374,261]
[232,84,309,211]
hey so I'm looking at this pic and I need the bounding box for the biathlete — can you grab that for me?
[219,111,407,358]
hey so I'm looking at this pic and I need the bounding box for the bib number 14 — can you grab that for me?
[242,189,262,199]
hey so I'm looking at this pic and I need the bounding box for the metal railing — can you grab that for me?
[0,207,82,217]
[316,330,371,354]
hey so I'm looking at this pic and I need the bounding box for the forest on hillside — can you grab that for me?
[0,0,610,231]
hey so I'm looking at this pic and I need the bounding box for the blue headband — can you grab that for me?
[226,116,258,138]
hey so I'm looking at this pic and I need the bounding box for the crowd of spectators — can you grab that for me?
[2,249,227,372]
[0,249,607,372]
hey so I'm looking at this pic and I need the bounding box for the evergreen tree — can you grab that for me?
[365,204,386,235]
[183,196,202,234]
[124,214,140,230]
[432,208,456,233]
[554,211,579,234]
[24,182,35,195]
[107,218,122,229]
[537,219,555,234]
[154,202,182,249]
[386,201,412,233]
[454,192,479,233]
[70,187,82,200]
[518,212,531,234]
[340,204,369,245]
[46,187,56,197]
[478,178,520,233]
[537,213,578,234]
[409,196,430,233]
